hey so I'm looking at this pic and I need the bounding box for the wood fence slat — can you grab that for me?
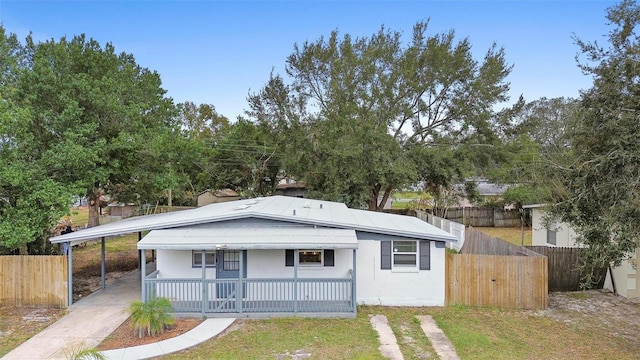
[446,253,547,310]
[0,256,68,308]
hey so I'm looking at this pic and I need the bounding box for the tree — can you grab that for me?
[204,118,282,197]
[16,34,178,227]
[549,0,640,287]
[249,21,513,210]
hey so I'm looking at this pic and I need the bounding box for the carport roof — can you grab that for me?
[50,195,457,246]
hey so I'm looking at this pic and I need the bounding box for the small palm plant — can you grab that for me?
[129,297,175,338]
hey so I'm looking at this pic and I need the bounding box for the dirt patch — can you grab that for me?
[97,317,204,351]
[0,307,64,356]
[536,290,640,346]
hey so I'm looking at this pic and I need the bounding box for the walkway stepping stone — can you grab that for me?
[369,314,404,360]
[416,315,460,360]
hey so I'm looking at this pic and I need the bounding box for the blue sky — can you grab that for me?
[0,0,616,120]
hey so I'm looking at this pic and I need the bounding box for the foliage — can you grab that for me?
[65,346,105,360]
[548,0,640,287]
[129,297,174,338]
[247,21,514,210]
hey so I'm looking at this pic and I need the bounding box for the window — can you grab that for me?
[285,249,335,267]
[223,250,240,271]
[192,251,215,268]
[393,241,417,267]
[547,222,557,245]
[299,250,323,265]
[381,240,430,270]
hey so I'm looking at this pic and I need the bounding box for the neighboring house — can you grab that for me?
[455,178,510,207]
[197,189,241,207]
[524,204,581,247]
[50,196,456,316]
[524,204,639,299]
[275,180,307,198]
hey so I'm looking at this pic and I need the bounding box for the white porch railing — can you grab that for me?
[144,271,355,314]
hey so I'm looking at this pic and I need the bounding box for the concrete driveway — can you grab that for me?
[3,268,144,360]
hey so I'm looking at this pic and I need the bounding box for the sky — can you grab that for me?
[0,0,618,121]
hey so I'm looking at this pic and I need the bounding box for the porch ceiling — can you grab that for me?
[137,227,358,250]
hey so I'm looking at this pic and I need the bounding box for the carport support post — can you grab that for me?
[238,251,244,314]
[137,232,142,269]
[68,243,73,307]
[141,249,146,302]
[101,237,106,289]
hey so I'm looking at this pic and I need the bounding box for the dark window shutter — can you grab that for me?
[324,250,334,267]
[381,241,391,269]
[419,240,430,270]
[285,249,294,266]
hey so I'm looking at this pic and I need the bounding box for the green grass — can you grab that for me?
[163,303,640,360]
[164,311,386,360]
[476,227,532,246]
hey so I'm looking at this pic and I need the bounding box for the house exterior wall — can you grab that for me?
[355,237,446,306]
[530,208,580,247]
[155,240,445,306]
[604,247,639,299]
[530,207,639,299]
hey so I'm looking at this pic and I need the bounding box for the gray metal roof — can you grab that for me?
[50,196,457,246]
[138,227,358,250]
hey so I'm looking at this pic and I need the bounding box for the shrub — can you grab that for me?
[129,297,175,338]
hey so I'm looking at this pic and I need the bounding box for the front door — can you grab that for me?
[216,250,246,299]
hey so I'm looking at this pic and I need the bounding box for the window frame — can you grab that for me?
[191,250,216,268]
[546,223,557,245]
[392,240,418,268]
[298,249,323,266]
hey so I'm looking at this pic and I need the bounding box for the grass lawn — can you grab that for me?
[164,302,639,360]
[476,226,532,246]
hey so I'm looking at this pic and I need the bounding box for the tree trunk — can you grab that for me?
[377,186,393,212]
[88,187,101,228]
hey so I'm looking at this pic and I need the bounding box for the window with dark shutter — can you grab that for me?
[285,249,294,266]
[381,241,391,269]
[324,249,334,267]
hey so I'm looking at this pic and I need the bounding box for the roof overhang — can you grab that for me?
[137,227,359,250]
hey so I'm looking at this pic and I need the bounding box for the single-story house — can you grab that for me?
[524,204,639,299]
[275,180,307,198]
[50,196,456,316]
[197,188,241,207]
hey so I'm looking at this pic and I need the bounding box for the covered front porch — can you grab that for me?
[138,227,358,317]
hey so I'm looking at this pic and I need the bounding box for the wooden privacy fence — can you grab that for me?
[0,256,68,308]
[446,228,548,309]
[526,246,607,292]
[436,207,523,227]
[446,253,548,309]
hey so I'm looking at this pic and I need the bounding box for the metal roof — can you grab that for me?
[138,227,358,250]
[50,196,457,246]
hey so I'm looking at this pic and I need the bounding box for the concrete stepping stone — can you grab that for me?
[369,314,404,360]
[416,315,460,360]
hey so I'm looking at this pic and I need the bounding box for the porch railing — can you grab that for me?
[144,271,355,314]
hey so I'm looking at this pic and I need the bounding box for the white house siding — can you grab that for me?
[356,238,446,306]
[530,208,580,247]
[604,248,639,299]
[155,249,354,302]
[156,249,217,279]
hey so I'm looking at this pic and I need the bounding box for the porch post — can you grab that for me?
[101,237,106,289]
[141,249,146,302]
[352,249,357,313]
[201,250,206,315]
[237,250,244,313]
[67,243,73,307]
[294,249,299,314]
